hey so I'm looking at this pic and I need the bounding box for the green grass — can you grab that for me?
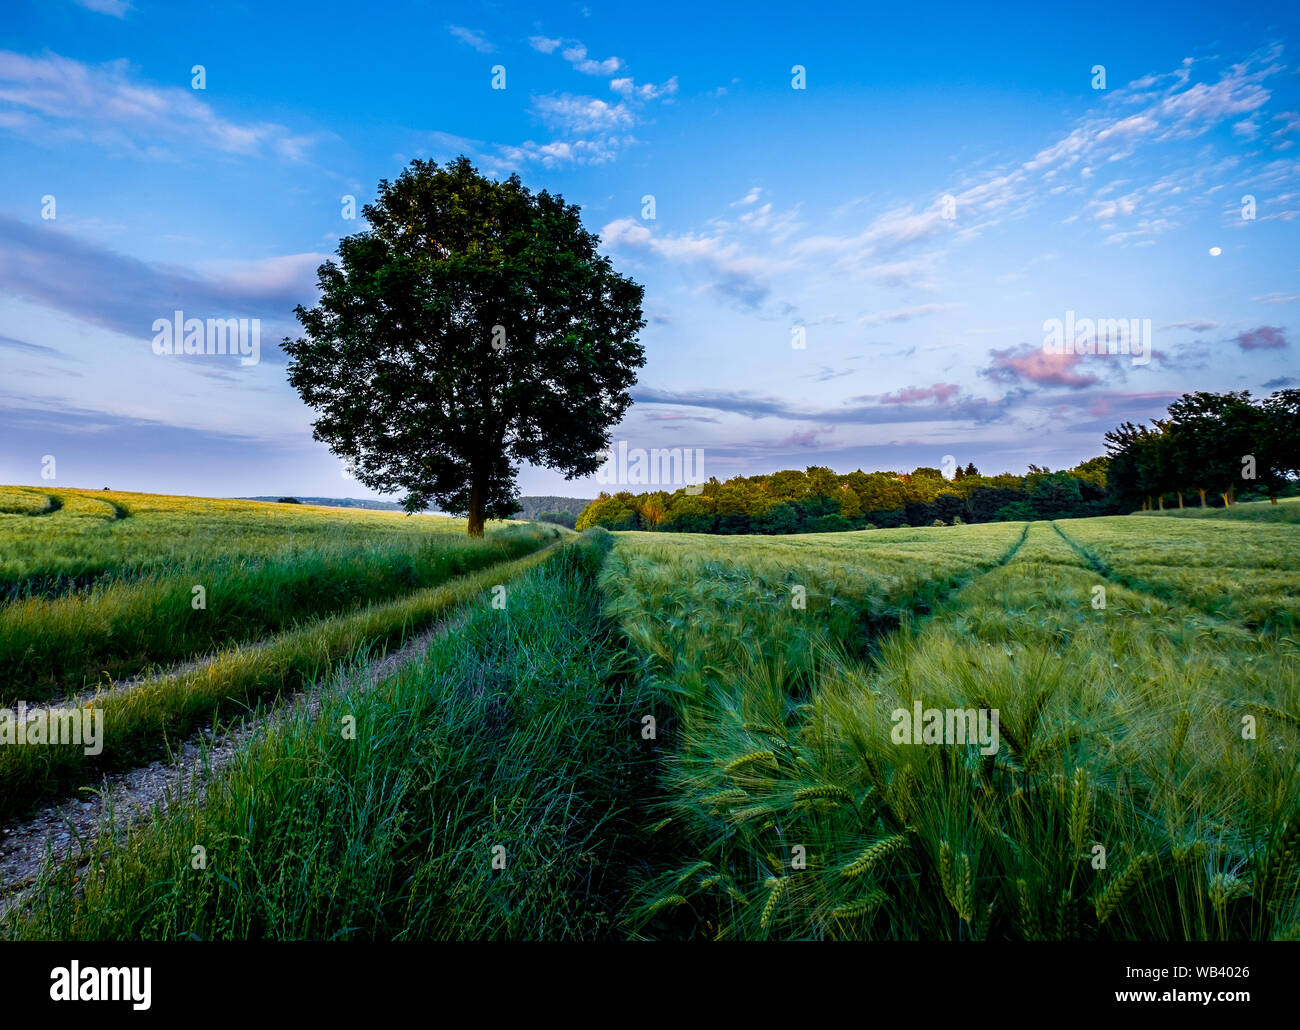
[607,519,1300,941]
[1137,496,1300,523]
[6,511,1297,942]
[1059,515,1300,633]
[0,535,566,822]
[0,486,488,599]
[3,530,660,941]
[0,519,559,702]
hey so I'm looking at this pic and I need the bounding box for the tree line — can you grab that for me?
[1104,390,1300,511]
[575,391,1300,534]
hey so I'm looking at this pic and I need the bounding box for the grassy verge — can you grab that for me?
[0,524,558,702]
[0,534,568,822]
[3,529,661,940]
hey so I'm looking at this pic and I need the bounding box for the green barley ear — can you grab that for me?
[644,894,688,917]
[1208,871,1250,911]
[674,861,712,887]
[939,841,957,909]
[760,876,790,930]
[701,788,749,807]
[832,890,888,919]
[731,804,776,823]
[1056,888,1076,940]
[973,900,995,941]
[841,834,908,878]
[1068,767,1090,852]
[888,764,916,822]
[794,784,854,805]
[1254,809,1300,902]
[724,750,776,775]
[1094,851,1155,925]
[743,721,787,738]
[1017,879,1040,940]
[956,852,975,922]
[1243,701,1300,730]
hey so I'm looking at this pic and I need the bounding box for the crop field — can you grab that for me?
[605,518,1300,940]
[0,487,551,699]
[1,495,1296,943]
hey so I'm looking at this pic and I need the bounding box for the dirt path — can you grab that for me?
[0,616,461,916]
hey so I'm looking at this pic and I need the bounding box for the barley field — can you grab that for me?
[1,493,1296,941]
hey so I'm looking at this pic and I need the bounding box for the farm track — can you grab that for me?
[0,536,570,871]
[0,615,465,917]
[0,535,569,842]
[1049,520,1271,633]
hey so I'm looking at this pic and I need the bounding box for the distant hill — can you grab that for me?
[509,496,594,520]
[238,495,594,518]
[240,496,410,511]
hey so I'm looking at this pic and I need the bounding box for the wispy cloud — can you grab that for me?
[859,303,957,326]
[70,0,130,16]
[0,215,325,354]
[0,51,323,160]
[448,26,495,54]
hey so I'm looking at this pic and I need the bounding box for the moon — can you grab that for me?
[1209,246,1222,256]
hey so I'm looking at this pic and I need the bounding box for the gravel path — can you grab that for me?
[0,617,460,917]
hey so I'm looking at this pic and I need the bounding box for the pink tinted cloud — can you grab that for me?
[778,426,836,448]
[1235,325,1287,350]
[983,344,1100,389]
[879,382,960,405]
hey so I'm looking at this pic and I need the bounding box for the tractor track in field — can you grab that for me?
[0,613,466,919]
[0,534,571,919]
[1048,520,1275,634]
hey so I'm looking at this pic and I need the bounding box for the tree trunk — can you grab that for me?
[467,477,486,537]
[1198,488,1207,508]
[1157,495,1164,511]
[1228,482,1236,506]
[1177,492,1184,509]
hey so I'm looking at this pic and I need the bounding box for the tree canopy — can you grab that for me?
[284,156,646,535]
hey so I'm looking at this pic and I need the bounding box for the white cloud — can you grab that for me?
[858,304,958,326]
[610,75,678,100]
[71,0,130,16]
[448,26,495,54]
[531,93,634,134]
[0,50,321,160]
[559,43,621,76]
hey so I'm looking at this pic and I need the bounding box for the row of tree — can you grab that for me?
[575,459,1115,534]
[1104,390,1300,510]
[575,391,1300,534]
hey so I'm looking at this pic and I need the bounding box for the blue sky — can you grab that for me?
[1,0,1297,501]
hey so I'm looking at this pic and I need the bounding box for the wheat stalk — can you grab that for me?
[724,750,776,775]
[645,894,687,917]
[1095,851,1155,925]
[795,784,854,804]
[841,834,908,878]
[1017,879,1040,940]
[760,876,790,930]
[832,890,888,919]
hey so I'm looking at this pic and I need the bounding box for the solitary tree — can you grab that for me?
[284,157,646,535]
